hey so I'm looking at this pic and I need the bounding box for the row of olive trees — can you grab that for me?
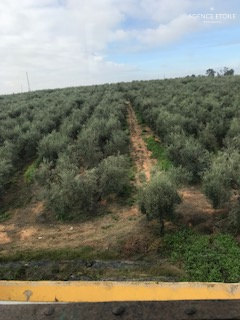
[37,154,130,219]
[0,85,108,198]
[122,76,240,231]
[35,87,131,219]
[125,76,240,182]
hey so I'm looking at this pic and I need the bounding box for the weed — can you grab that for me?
[101,224,113,230]
[144,136,172,171]
[111,214,120,221]
[23,161,38,184]
[164,229,240,282]
[0,246,120,263]
[0,211,10,222]
[135,111,144,124]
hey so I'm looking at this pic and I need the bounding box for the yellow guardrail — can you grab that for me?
[0,281,240,302]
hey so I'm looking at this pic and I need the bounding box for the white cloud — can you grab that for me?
[0,0,134,93]
[138,0,192,23]
[136,14,201,47]
[0,0,228,93]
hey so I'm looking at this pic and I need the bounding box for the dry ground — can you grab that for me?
[127,103,156,183]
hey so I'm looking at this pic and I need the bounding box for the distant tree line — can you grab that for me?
[206,67,234,77]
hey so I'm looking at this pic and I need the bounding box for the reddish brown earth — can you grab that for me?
[127,103,157,183]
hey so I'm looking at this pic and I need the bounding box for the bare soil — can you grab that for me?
[127,103,157,183]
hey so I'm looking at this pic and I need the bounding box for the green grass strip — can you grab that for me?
[144,136,172,171]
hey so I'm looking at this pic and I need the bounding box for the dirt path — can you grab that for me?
[126,103,222,230]
[127,103,156,183]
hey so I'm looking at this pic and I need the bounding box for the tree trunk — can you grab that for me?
[160,219,165,236]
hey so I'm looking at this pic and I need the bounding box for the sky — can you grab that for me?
[0,0,240,94]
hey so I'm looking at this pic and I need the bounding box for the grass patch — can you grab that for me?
[164,229,240,282]
[135,111,144,124]
[24,161,38,184]
[0,259,182,281]
[0,210,10,222]
[2,167,34,213]
[144,136,172,170]
[111,214,120,221]
[0,246,120,263]
[101,224,113,230]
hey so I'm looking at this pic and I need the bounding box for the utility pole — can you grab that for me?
[26,72,31,92]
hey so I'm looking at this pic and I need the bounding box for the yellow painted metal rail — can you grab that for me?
[1,281,240,302]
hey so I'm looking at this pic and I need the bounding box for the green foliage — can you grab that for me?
[0,210,10,222]
[77,128,103,168]
[203,150,240,232]
[0,246,119,263]
[34,89,131,220]
[0,158,13,196]
[167,132,210,182]
[138,172,181,234]
[222,67,234,76]
[144,136,172,170]
[165,229,240,282]
[167,166,193,187]
[98,155,131,197]
[135,111,144,124]
[44,168,98,220]
[38,131,69,162]
[203,150,240,208]
[0,143,14,196]
[228,205,240,234]
[206,68,216,77]
[2,76,240,225]
[24,162,38,184]
[127,76,240,185]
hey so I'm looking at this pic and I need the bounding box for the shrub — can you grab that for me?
[44,169,98,220]
[98,155,130,198]
[76,129,103,168]
[0,144,14,197]
[202,150,240,208]
[24,162,38,184]
[167,132,210,182]
[228,204,240,234]
[0,158,13,197]
[38,131,69,162]
[138,173,181,235]
[104,130,129,156]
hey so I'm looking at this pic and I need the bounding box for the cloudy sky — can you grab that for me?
[0,0,240,94]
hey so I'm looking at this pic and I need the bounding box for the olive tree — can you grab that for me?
[203,150,240,232]
[43,168,98,220]
[97,154,130,198]
[138,173,181,235]
[38,131,69,162]
[0,143,14,197]
[167,132,210,182]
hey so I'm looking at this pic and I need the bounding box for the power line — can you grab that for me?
[26,72,31,92]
